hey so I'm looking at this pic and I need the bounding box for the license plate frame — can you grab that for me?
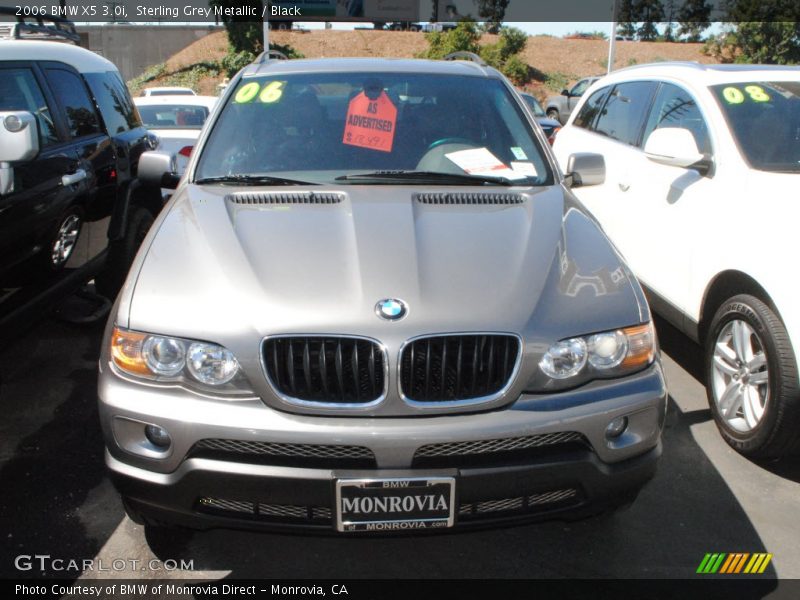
[335,476,456,533]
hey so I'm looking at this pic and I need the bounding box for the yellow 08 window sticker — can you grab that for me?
[744,85,770,102]
[722,85,770,105]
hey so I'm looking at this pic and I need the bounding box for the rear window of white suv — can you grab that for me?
[711,81,800,172]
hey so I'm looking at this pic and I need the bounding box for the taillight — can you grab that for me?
[178,146,193,158]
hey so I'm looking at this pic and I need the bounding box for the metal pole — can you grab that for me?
[607,23,616,73]
[607,0,617,74]
[264,6,269,56]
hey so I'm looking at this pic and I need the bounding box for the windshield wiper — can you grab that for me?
[335,170,521,186]
[194,174,317,186]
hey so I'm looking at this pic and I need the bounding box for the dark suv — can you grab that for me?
[0,36,162,332]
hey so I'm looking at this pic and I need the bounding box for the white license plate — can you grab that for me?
[335,477,455,532]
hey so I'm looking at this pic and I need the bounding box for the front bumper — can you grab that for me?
[100,363,667,532]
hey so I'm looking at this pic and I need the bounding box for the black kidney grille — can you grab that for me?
[400,335,519,402]
[264,337,384,404]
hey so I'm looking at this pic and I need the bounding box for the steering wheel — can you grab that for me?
[426,137,474,151]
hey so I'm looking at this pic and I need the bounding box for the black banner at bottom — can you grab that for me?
[4,578,799,600]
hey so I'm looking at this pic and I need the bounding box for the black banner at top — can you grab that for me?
[0,0,798,24]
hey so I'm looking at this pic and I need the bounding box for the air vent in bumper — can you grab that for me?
[459,488,580,520]
[412,431,591,468]
[399,334,520,403]
[191,439,377,469]
[263,336,386,405]
[197,497,333,525]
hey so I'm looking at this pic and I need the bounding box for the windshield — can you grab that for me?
[146,89,194,96]
[710,81,800,173]
[195,72,552,185]
[138,104,209,129]
[521,94,545,117]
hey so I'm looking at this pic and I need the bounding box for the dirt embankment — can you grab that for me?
[150,29,712,99]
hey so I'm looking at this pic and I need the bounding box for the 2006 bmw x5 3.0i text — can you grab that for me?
[98,56,667,533]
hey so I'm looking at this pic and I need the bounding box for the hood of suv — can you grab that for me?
[124,183,644,416]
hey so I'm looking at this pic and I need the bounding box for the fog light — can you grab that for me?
[606,416,628,439]
[144,424,171,449]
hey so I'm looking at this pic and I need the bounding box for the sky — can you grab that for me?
[304,21,614,37]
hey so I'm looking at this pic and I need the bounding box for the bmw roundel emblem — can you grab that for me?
[376,298,407,321]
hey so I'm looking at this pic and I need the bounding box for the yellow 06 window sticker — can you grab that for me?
[259,81,285,103]
[233,81,287,104]
[234,82,260,104]
[722,85,770,105]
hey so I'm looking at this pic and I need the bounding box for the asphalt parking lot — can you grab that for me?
[1,301,798,585]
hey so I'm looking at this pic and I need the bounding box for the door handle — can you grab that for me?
[62,169,87,187]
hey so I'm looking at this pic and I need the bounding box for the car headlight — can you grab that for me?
[538,338,587,379]
[538,322,656,383]
[111,327,251,393]
[186,342,239,385]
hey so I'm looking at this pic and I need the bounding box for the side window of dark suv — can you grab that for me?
[44,68,102,139]
[593,82,657,147]
[84,71,142,135]
[0,68,59,146]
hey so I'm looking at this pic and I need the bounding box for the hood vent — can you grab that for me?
[415,192,525,205]
[227,192,344,205]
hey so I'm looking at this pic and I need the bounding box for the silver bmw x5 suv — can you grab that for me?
[98,56,667,533]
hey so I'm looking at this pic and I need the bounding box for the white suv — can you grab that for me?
[553,62,800,458]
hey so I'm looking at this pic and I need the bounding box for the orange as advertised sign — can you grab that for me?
[343,91,397,153]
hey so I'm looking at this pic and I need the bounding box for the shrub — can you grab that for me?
[501,55,530,84]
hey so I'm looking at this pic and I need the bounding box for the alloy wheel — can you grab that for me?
[51,214,81,267]
[711,319,770,432]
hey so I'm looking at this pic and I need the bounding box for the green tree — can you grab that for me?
[677,0,712,42]
[706,0,800,63]
[616,0,637,39]
[209,0,263,53]
[661,0,678,41]
[636,0,665,41]
[421,19,481,58]
[729,22,800,64]
[420,22,531,85]
[476,0,510,34]
[495,26,527,57]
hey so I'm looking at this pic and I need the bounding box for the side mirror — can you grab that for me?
[565,152,605,187]
[561,89,570,97]
[0,112,39,195]
[137,151,180,190]
[644,128,712,175]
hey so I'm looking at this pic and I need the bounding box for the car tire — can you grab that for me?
[41,205,83,272]
[95,206,154,300]
[546,108,560,122]
[121,496,147,526]
[705,294,800,458]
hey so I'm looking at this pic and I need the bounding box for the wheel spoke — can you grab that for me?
[747,353,766,372]
[716,339,738,366]
[749,371,769,386]
[748,385,766,422]
[742,386,761,429]
[718,380,741,416]
[712,350,738,377]
[732,320,754,363]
